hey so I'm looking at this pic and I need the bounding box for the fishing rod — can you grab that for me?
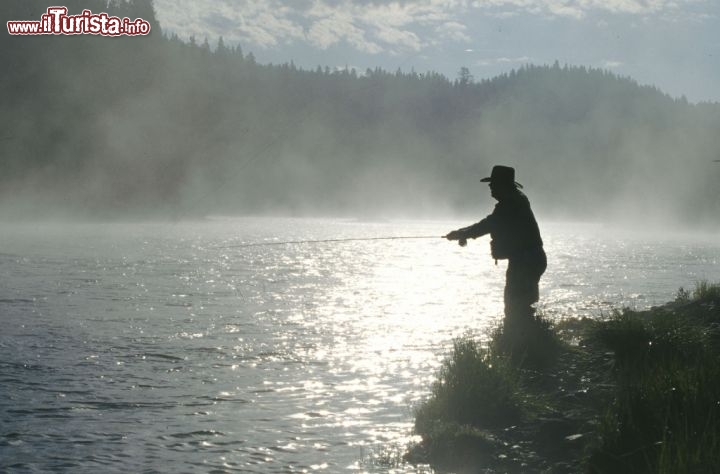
[218,235,446,249]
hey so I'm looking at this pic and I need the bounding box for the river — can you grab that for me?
[1,217,718,472]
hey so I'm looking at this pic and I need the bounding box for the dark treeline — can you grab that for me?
[2,0,719,226]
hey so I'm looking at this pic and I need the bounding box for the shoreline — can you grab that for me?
[407,282,720,473]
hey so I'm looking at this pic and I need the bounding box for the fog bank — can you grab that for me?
[2,1,719,229]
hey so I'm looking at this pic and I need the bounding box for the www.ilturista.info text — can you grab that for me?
[7,7,151,36]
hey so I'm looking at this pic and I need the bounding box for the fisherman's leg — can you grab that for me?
[501,262,537,360]
[504,262,535,323]
[505,250,547,322]
[526,249,547,316]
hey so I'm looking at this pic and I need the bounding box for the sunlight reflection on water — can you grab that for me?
[1,217,718,472]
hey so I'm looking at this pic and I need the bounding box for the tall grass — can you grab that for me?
[409,282,720,472]
[676,280,720,304]
[588,345,720,473]
[410,336,523,469]
[693,280,720,301]
[588,283,720,473]
[410,316,562,470]
[415,337,522,432]
[490,313,563,369]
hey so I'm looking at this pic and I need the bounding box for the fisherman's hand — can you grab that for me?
[445,230,467,246]
[445,230,462,241]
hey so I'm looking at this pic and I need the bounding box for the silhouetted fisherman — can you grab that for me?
[446,165,546,323]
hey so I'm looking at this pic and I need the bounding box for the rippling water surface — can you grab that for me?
[1,217,718,472]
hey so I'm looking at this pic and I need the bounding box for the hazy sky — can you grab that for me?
[153,0,719,103]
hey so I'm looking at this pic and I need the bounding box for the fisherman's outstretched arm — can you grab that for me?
[446,217,493,244]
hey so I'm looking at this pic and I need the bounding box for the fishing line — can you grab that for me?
[218,235,444,249]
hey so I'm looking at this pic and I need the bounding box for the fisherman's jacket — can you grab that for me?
[460,189,543,260]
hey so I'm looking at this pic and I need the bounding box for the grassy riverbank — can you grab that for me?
[407,282,720,473]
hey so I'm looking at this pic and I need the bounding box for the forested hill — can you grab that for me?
[2,0,719,226]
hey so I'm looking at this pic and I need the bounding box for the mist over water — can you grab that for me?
[2,2,720,226]
[1,218,719,472]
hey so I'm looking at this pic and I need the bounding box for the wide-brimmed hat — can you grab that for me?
[480,165,523,188]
